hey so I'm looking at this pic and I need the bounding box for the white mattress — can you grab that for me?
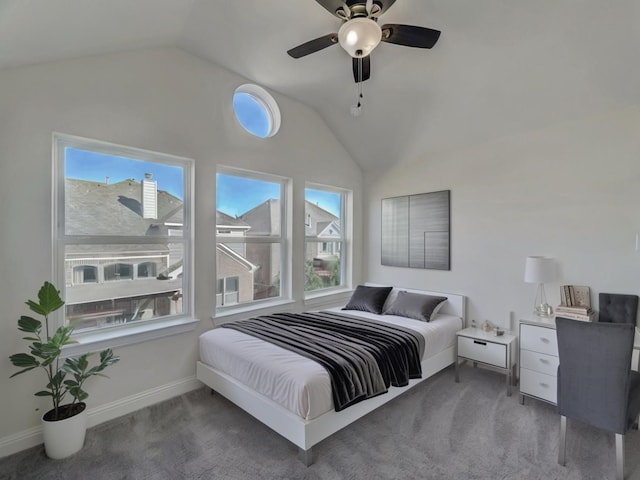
[199,308,463,420]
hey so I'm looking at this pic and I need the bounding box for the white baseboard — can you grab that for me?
[0,375,202,459]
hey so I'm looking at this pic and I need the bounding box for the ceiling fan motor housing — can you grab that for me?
[338,17,382,58]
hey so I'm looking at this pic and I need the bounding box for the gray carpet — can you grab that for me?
[2,364,640,480]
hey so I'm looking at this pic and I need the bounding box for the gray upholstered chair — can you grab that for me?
[598,293,639,325]
[556,317,640,480]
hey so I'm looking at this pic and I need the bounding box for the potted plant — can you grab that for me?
[9,281,119,459]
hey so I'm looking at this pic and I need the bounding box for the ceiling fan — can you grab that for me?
[287,0,441,84]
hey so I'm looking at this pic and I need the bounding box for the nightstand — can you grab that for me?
[455,327,517,396]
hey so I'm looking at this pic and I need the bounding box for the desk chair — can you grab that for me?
[599,293,639,325]
[556,317,640,480]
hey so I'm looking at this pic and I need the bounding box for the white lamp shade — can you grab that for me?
[524,256,556,283]
[338,18,382,58]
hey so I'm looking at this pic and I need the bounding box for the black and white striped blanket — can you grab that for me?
[221,311,425,412]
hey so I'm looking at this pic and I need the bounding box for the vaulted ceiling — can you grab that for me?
[1,0,639,171]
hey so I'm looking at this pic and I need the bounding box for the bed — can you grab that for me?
[196,286,466,465]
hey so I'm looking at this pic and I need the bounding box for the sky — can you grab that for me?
[65,147,184,199]
[233,92,270,138]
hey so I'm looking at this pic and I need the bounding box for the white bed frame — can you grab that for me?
[196,289,466,466]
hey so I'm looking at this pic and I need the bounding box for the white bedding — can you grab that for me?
[199,308,463,420]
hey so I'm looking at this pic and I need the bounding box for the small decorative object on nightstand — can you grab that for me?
[455,327,517,396]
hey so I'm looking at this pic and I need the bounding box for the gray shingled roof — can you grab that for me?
[216,210,250,228]
[65,178,182,236]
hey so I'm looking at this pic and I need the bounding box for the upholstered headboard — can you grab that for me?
[598,293,639,325]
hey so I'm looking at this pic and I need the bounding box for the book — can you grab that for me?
[572,285,591,308]
[554,311,592,321]
[556,305,592,314]
[559,285,591,308]
[568,286,576,306]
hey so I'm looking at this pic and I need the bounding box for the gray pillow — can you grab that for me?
[384,292,447,322]
[342,285,393,314]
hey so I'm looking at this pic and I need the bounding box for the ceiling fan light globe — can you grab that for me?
[338,17,381,57]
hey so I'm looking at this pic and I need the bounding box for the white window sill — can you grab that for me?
[61,316,200,357]
[213,299,296,324]
[304,287,354,309]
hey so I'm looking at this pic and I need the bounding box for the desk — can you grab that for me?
[519,318,558,405]
[519,319,640,406]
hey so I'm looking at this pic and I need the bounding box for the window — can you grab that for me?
[216,168,290,311]
[104,263,133,281]
[233,84,281,138]
[72,265,97,284]
[216,276,240,307]
[305,184,350,294]
[53,133,194,339]
[137,262,157,278]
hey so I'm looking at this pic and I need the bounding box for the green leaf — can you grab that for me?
[17,316,41,334]
[26,281,64,316]
[21,336,41,342]
[50,370,67,386]
[9,353,39,368]
[34,390,53,397]
[10,366,38,377]
[77,355,89,371]
[49,325,74,346]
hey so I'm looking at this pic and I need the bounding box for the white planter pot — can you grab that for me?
[41,403,87,459]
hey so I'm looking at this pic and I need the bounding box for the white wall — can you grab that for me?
[365,105,640,330]
[0,47,363,454]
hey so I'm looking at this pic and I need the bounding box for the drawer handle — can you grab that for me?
[539,358,550,364]
[540,337,550,343]
[473,340,487,346]
[539,382,549,388]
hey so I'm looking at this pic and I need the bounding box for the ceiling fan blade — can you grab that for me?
[315,0,348,17]
[352,55,371,83]
[374,0,397,15]
[287,33,339,59]
[381,24,441,49]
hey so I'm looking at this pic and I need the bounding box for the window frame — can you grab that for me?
[215,166,292,316]
[52,133,197,355]
[304,183,351,298]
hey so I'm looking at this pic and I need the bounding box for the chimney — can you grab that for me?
[141,173,157,219]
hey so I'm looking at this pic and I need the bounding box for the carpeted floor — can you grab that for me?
[2,363,640,480]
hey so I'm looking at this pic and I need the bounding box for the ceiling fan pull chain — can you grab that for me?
[351,58,364,117]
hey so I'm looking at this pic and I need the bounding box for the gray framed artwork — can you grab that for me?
[381,190,450,270]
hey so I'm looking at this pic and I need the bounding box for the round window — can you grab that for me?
[233,84,281,138]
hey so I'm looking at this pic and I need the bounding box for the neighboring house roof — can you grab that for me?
[65,178,182,236]
[316,220,341,238]
[65,178,185,258]
[216,243,258,272]
[215,210,250,229]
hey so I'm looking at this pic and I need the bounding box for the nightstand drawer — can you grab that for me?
[458,336,507,368]
[520,324,558,356]
[520,368,557,404]
[520,349,559,377]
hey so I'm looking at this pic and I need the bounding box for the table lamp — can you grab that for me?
[524,256,556,317]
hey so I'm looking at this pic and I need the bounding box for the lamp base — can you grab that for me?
[534,303,553,318]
